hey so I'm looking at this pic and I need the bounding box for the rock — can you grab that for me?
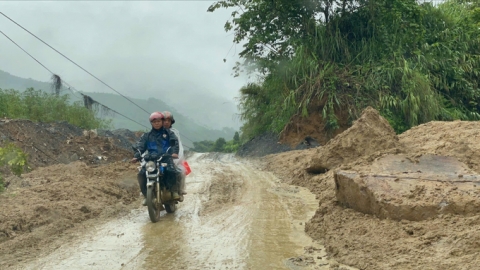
[70,153,79,161]
[334,154,480,221]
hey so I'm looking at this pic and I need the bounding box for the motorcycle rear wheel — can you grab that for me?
[146,187,161,222]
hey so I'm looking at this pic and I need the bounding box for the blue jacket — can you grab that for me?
[133,127,179,159]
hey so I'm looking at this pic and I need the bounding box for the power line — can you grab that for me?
[61,82,149,129]
[0,29,149,130]
[1,12,215,145]
[0,30,56,76]
[0,11,150,115]
[1,29,197,147]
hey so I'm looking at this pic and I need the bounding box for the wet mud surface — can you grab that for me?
[14,153,349,270]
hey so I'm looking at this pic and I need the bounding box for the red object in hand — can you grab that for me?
[183,160,191,175]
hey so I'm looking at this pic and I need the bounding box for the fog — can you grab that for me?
[0,1,247,129]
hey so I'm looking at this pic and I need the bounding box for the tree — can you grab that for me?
[210,0,480,138]
[192,140,215,152]
[233,131,240,142]
[212,137,227,152]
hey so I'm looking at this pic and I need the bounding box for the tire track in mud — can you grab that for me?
[20,153,349,270]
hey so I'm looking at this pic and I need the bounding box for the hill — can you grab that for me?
[0,70,236,146]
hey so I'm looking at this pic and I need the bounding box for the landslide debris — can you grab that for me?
[0,119,141,268]
[264,106,480,270]
[0,119,136,171]
[306,106,402,173]
[335,155,480,221]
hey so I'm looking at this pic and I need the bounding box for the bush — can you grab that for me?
[192,132,241,153]
[0,143,29,192]
[0,88,111,129]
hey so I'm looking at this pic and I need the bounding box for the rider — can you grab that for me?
[131,111,180,206]
[163,111,187,200]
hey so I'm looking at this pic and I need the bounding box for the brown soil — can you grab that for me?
[0,119,140,268]
[3,108,480,269]
[0,119,133,171]
[0,162,139,265]
[279,103,350,147]
[306,106,401,173]
[264,106,480,269]
[199,167,245,216]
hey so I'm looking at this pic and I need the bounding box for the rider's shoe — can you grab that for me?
[172,192,180,200]
[142,198,147,206]
[178,195,184,202]
[180,190,187,195]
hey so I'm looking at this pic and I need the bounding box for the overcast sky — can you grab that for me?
[0,1,247,103]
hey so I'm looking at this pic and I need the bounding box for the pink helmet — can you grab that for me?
[163,111,175,124]
[149,111,164,122]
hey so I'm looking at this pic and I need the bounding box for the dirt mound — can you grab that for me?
[398,121,480,173]
[237,132,309,157]
[335,155,480,221]
[306,106,401,173]
[0,119,145,267]
[0,119,138,171]
[97,128,140,150]
[0,161,139,268]
[263,107,480,269]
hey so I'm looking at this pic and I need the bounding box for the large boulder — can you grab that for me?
[334,154,480,221]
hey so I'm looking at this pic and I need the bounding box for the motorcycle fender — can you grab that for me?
[146,181,154,188]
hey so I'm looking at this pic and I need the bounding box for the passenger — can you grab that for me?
[131,111,180,206]
[162,111,187,200]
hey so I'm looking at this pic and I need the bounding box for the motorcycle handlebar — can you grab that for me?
[142,153,172,162]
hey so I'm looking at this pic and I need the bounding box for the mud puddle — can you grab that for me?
[21,153,352,270]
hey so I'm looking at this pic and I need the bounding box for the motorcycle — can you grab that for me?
[133,140,182,223]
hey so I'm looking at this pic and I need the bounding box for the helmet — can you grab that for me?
[149,111,164,122]
[163,111,175,124]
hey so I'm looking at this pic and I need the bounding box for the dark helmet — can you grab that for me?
[163,111,175,124]
[149,111,164,122]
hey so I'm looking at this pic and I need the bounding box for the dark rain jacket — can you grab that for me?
[133,127,179,159]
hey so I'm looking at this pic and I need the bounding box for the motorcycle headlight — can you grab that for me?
[146,161,156,172]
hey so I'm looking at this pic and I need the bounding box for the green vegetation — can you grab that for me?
[0,70,238,143]
[192,131,241,153]
[0,88,111,129]
[210,0,480,138]
[0,143,29,192]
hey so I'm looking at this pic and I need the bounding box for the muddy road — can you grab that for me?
[17,153,351,270]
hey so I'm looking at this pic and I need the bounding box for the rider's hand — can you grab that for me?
[172,153,178,159]
[130,157,138,163]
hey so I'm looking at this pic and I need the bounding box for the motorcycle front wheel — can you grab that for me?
[165,202,176,213]
[146,185,161,223]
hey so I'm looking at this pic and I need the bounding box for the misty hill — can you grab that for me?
[129,80,243,131]
[66,76,243,130]
[70,92,237,146]
[0,70,53,93]
[0,70,237,147]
